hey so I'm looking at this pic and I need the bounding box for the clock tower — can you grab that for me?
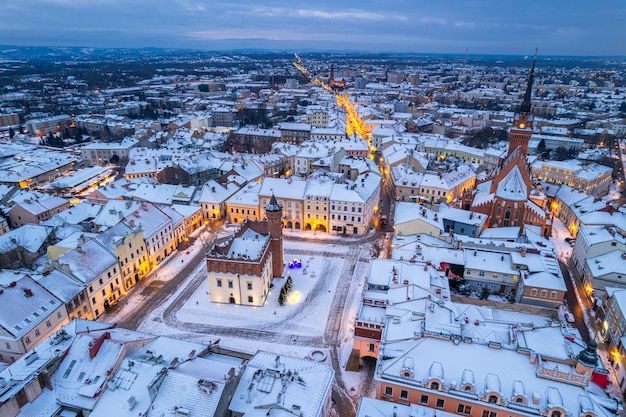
[507,52,537,157]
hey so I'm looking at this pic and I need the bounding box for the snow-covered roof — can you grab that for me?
[197,180,241,205]
[495,165,528,201]
[228,351,334,417]
[57,239,118,285]
[0,224,53,253]
[0,273,63,339]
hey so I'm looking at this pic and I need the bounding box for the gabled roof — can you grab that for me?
[0,273,63,339]
[495,165,528,201]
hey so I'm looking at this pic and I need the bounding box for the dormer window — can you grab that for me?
[461,384,474,393]
[430,381,439,390]
[551,411,561,417]
[488,394,498,403]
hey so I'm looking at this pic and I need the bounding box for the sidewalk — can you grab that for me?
[566,258,622,399]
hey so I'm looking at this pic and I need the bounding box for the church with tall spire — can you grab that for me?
[464,53,552,237]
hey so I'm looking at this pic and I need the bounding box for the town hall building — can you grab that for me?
[206,195,284,306]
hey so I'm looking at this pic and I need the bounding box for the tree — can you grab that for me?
[8,126,14,139]
[537,138,546,154]
[553,146,569,161]
[479,287,491,300]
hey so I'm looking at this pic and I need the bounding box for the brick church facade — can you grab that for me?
[464,55,552,237]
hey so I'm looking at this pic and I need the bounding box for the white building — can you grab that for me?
[80,138,139,166]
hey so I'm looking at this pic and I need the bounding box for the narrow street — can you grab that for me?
[559,260,591,342]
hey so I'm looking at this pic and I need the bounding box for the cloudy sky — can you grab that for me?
[1,0,624,56]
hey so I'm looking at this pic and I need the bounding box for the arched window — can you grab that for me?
[464,385,472,391]
[488,394,498,403]
[515,397,524,403]
[551,411,561,417]
[503,208,511,227]
[430,381,439,390]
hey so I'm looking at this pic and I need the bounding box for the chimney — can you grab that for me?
[520,247,527,257]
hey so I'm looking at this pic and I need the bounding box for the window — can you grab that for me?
[457,404,472,415]
[217,279,222,287]
[102,289,106,296]
[248,296,254,303]
[482,411,497,417]
[420,394,428,404]
[368,343,375,352]
[430,381,439,390]
[551,412,561,417]
[550,291,558,299]
[488,394,498,403]
[400,390,408,400]
[530,288,538,296]
[228,281,233,289]
[46,320,51,327]
[384,386,393,396]
[540,289,548,298]
[436,399,445,408]
[247,283,253,290]
[92,297,96,304]
[25,337,31,345]
[479,271,485,277]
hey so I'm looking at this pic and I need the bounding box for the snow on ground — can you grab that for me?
[549,217,574,261]
[173,253,345,336]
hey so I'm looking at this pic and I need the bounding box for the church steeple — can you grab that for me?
[520,50,537,114]
[508,51,538,157]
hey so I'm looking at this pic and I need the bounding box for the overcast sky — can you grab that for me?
[1,0,624,56]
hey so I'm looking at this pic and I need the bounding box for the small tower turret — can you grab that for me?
[265,194,284,277]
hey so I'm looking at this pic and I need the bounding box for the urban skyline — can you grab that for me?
[1,0,625,56]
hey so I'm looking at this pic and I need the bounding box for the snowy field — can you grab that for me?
[173,253,345,337]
